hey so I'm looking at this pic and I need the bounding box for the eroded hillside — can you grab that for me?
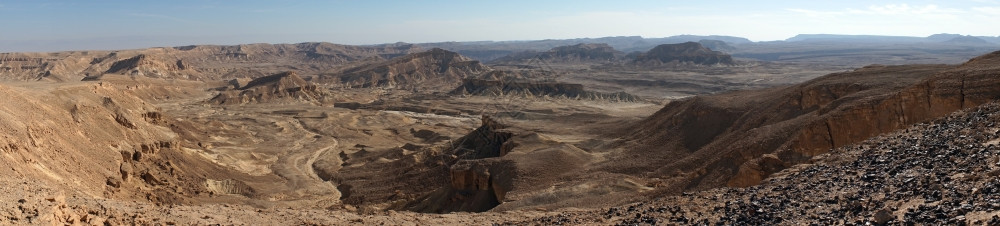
[613,50,1000,194]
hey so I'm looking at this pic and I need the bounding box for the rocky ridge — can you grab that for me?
[452,78,640,102]
[322,48,489,90]
[0,42,420,82]
[209,71,324,105]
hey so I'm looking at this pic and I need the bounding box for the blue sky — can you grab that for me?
[1,0,999,51]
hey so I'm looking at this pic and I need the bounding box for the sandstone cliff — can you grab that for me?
[321,115,517,213]
[401,116,517,213]
[618,50,1000,192]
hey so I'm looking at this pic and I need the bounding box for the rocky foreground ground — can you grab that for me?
[504,102,1000,225]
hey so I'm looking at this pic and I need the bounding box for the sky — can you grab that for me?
[1,0,999,52]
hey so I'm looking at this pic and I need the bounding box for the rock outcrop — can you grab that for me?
[324,48,489,90]
[209,71,323,105]
[618,50,1000,193]
[368,116,517,213]
[634,42,734,65]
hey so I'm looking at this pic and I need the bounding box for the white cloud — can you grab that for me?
[778,3,1000,38]
[856,4,963,15]
[785,8,845,17]
[787,4,965,17]
[973,6,1000,15]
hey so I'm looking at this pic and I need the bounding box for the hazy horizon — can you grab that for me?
[2,0,999,52]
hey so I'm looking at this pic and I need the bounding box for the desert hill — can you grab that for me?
[320,48,489,90]
[209,71,323,105]
[607,50,1000,194]
[634,42,735,65]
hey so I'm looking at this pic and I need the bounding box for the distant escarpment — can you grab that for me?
[614,50,1000,193]
[320,48,489,90]
[209,71,323,105]
[452,78,640,102]
[943,35,991,45]
[493,43,625,63]
[697,39,737,53]
[1,42,420,82]
[634,42,734,65]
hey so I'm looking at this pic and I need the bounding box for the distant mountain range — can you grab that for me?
[410,34,999,62]
[415,35,752,62]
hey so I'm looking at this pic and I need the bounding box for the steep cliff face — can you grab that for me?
[325,48,490,90]
[634,42,735,65]
[324,116,517,213]
[622,51,1000,192]
[402,116,517,213]
[783,51,1000,157]
[209,71,323,105]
